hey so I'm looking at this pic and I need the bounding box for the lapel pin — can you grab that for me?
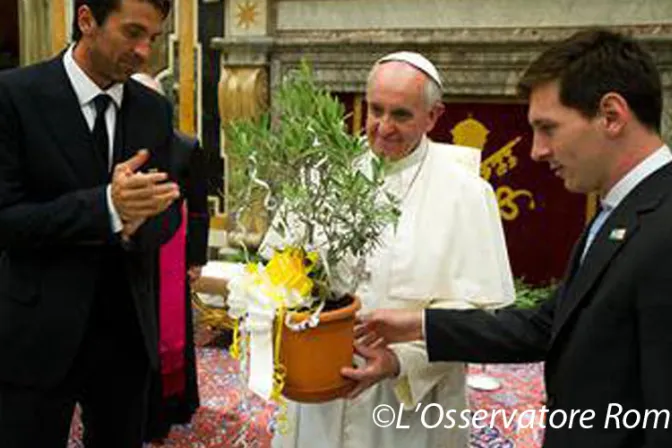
[609,228,627,241]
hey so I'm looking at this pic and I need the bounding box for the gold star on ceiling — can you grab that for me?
[236,0,259,30]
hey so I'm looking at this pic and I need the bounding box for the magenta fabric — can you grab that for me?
[159,205,187,397]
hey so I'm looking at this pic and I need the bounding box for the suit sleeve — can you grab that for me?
[185,140,209,266]
[636,253,672,446]
[425,289,556,364]
[0,80,112,249]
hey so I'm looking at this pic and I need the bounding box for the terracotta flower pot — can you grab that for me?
[279,295,361,403]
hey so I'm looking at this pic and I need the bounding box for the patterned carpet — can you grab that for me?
[68,339,546,447]
[467,363,546,448]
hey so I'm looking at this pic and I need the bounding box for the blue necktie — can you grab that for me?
[581,204,612,262]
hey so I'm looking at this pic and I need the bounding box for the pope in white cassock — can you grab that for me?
[269,52,515,448]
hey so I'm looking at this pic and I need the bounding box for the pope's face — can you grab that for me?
[365,62,442,161]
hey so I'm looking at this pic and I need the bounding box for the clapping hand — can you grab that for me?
[111,149,180,238]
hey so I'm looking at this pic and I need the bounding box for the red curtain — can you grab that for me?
[336,93,588,285]
[0,0,19,69]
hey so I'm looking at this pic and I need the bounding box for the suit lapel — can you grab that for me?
[35,57,107,185]
[117,86,134,165]
[112,102,125,169]
[112,80,152,170]
[552,209,638,339]
[551,163,672,344]
[563,221,591,286]
[117,82,169,172]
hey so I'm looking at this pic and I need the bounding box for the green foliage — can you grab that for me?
[514,278,557,309]
[219,247,264,265]
[225,61,400,300]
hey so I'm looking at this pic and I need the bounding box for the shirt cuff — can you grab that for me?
[106,184,123,233]
[390,345,409,378]
[422,309,427,339]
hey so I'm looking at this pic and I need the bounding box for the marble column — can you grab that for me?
[211,36,273,238]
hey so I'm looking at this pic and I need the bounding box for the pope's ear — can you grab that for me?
[427,102,445,131]
[432,102,445,119]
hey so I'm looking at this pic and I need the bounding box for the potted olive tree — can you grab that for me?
[224,63,399,405]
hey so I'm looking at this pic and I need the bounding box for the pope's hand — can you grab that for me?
[340,341,400,399]
[355,309,424,345]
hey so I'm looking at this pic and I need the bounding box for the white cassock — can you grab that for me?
[271,136,515,448]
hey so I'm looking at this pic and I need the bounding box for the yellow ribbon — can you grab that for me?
[271,306,289,434]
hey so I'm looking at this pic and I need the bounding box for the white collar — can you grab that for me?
[386,135,429,176]
[63,44,124,109]
[602,145,672,210]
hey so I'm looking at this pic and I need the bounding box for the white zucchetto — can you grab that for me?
[376,51,443,88]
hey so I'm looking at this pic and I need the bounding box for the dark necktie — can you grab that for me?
[92,94,112,171]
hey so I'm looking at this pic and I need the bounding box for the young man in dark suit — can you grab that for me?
[357,29,672,447]
[0,0,180,446]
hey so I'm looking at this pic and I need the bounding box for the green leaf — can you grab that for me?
[223,60,400,301]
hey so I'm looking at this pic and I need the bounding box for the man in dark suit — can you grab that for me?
[0,0,179,447]
[356,29,672,447]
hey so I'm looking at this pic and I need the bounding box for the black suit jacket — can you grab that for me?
[170,131,209,267]
[425,161,672,447]
[0,55,176,387]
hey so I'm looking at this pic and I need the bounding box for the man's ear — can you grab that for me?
[598,92,630,137]
[77,5,97,37]
[426,102,445,132]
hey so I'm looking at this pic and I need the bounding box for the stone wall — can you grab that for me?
[275,0,672,31]
[214,24,672,142]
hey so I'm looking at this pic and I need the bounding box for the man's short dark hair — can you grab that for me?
[71,0,171,41]
[517,29,662,133]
